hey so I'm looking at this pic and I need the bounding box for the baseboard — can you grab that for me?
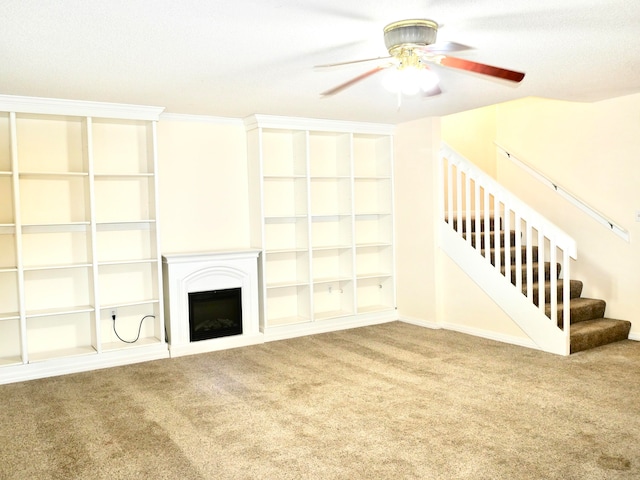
[399,315,540,351]
[628,332,640,342]
[0,343,170,385]
[441,322,540,351]
[398,315,441,330]
[262,310,398,343]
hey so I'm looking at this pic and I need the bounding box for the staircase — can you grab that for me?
[452,215,631,354]
[439,143,631,355]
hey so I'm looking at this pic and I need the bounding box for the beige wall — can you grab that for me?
[441,105,498,177]
[156,117,250,254]
[393,117,440,324]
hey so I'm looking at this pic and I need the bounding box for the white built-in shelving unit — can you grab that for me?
[245,115,396,338]
[0,95,168,384]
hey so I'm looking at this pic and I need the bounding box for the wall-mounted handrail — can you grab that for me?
[495,142,630,243]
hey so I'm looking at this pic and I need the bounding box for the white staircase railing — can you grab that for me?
[438,143,577,355]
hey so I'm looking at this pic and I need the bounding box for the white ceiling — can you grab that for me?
[2,0,639,124]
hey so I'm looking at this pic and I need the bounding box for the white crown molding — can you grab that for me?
[244,114,395,135]
[0,94,164,120]
[160,112,244,125]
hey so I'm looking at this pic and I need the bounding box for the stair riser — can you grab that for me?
[547,299,607,327]
[448,217,500,233]
[528,280,584,306]
[503,262,561,284]
[465,231,517,249]
[486,246,540,265]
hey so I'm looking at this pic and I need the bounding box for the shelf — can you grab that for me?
[0,224,16,234]
[15,114,86,174]
[264,250,309,288]
[356,272,393,280]
[0,312,20,321]
[19,175,89,225]
[356,276,394,312]
[266,315,311,327]
[314,309,352,321]
[28,345,97,363]
[94,172,154,178]
[98,258,157,266]
[355,242,393,248]
[309,177,351,216]
[264,248,308,255]
[21,222,90,233]
[0,355,22,367]
[25,305,94,318]
[260,129,307,178]
[357,305,394,314]
[98,262,159,306]
[263,174,306,180]
[94,175,154,223]
[263,176,308,217]
[264,215,308,222]
[91,118,154,175]
[101,336,162,352]
[311,245,352,251]
[312,276,353,284]
[266,280,310,289]
[19,171,88,178]
[265,283,311,326]
[100,299,159,310]
[23,263,92,271]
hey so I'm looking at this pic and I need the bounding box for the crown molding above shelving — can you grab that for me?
[0,94,165,120]
[244,114,395,135]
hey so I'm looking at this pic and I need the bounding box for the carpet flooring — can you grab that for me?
[1,321,639,479]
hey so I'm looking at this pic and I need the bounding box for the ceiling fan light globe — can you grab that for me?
[381,68,402,94]
[382,67,439,96]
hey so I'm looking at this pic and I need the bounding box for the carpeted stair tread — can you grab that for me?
[570,318,632,353]
[546,297,606,326]
[528,279,584,305]
[502,261,560,283]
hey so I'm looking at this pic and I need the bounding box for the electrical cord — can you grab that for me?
[112,313,155,344]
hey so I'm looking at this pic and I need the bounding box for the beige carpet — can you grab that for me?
[1,322,639,479]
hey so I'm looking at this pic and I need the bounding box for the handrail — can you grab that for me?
[495,142,630,243]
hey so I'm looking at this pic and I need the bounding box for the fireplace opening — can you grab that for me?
[188,287,242,342]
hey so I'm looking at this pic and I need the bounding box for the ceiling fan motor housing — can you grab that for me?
[383,19,438,54]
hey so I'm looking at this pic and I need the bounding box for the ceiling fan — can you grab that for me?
[317,19,525,97]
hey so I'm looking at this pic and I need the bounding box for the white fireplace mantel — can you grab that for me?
[162,249,263,357]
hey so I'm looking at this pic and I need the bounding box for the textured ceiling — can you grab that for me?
[2,0,639,124]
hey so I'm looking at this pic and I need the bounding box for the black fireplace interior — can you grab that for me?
[188,287,242,342]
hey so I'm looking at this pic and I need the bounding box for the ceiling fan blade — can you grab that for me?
[315,56,392,69]
[421,41,472,54]
[437,56,525,83]
[320,65,390,96]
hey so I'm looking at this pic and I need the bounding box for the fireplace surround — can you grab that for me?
[162,249,262,357]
